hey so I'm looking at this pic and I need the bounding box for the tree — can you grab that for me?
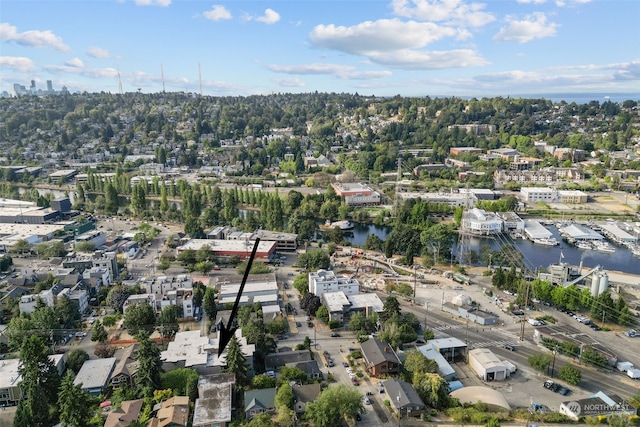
[16,335,61,426]
[412,371,450,410]
[66,348,90,374]
[403,349,438,381]
[55,294,81,329]
[123,302,156,336]
[252,374,277,389]
[306,384,364,427]
[91,319,108,342]
[225,334,248,386]
[58,371,95,427]
[558,365,581,385]
[136,332,162,395]
[381,295,401,322]
[279,366,308,383]
[246,413,276,427]
[528,352,552,372]
[161,368,199,396]
[107,284,136,313]
[315,305,329,323]
[11,239,31,255]
[300,293,321,316]
[203,287,218,321]
[94,342,116,358]
[158,305,180,340]
[293,274,309,296]
[275,382,295,409]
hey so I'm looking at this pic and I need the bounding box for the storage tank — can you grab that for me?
[590,272,601,297]
[598,272,609,295]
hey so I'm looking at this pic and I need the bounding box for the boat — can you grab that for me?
[533,237,559,246]
[593,242,616,253]
[575,241,592,250]
[321,220,354,231]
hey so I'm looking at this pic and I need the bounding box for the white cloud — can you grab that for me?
[493,12,558,43]
[87,47,112,59]
[44,64,119,79]
[367,48,488,69]
[0,23,70,51]
[273,77,306,87]
[268,63,392,80]
[390,0,495,27]
[203,5,232,21]
[134,0,171,6]
[0,56,36,73]
[517,0,547,3]
[268,63,356,75]
[255,9,281,25]
[550,59,640,81]
[556,0,591,6]
[310,19,463,55]
[65,58,84,68]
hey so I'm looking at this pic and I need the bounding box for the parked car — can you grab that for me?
[308,322,314,328]
[356,413,362,421]
[343,362,349,367]
[363,397,371,405]
[296,322,302,327]
[331,333,341,337]
[504,344,516,351]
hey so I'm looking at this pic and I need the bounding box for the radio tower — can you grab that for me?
[161,64,166,93]
[117,65,123,94]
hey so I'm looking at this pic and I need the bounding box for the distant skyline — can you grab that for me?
[1,0,639,99]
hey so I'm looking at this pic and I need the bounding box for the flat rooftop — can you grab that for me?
[74,357,116,389]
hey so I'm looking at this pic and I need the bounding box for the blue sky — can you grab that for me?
[1,0,639,98]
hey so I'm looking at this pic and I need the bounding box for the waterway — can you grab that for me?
[20,187,640,274]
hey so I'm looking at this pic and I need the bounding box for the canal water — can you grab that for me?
[22,187,640,274]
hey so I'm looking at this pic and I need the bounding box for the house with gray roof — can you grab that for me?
[74,357,116,395]
[360,338,401,377]
[193,373,236,427]
[383,379,427,418]
[110,345,139,389]
[292,383,321,415]
[285,359,322,380]
[265,350,311,370]
[244,388,276,420]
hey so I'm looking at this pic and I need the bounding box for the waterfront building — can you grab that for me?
[330,182,381,206]
[461,208,503,235]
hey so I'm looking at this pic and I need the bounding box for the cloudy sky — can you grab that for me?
[1,0,639,98]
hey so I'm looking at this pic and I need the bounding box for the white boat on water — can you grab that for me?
[324,220,354,231]
[575,241,592,250]
[594,242,616,253]
[533,237,559,246]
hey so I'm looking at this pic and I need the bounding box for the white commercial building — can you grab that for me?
[308,270,359,296]
[461,208,503,235]
[468,348,510,381]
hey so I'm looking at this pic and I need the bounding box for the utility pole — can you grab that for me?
[465,313,469,344]
[520,280,531,342]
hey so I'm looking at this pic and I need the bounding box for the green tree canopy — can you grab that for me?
[305,384,364,427]
[123,302,156,336]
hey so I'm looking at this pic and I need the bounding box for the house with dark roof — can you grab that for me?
[285,360,322,380]
[292,383,321,415]
[383,379,427,418]
[360,338,402,377]
[244,388,276,420]
[110,344,139,389]
[265,350,311,370]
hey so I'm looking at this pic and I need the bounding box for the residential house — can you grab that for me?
[285,360,322,380]
[244,388,276,420]
[265,350,312,371]
[110,345,139,389]
[104,399,144,427]
[292,383,321,415]
[192,373,236,427]
[147,396,190,427]
[383,379,427,418]
[360,338,402,378]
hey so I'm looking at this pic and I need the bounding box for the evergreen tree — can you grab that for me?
[58,371,95,427]
[136,332,162,395]
[16,336,60,426]
[203,287,218,321]
[225,334,248,386]
[91,319,108,343]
